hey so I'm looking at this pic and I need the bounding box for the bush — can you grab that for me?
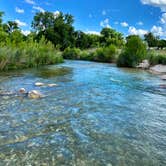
[117,35,147,67]
[91,45,117,62]
[62,47,81,59]
[0,38,63,71]
[148,52,166,65]
[62,45,117,63]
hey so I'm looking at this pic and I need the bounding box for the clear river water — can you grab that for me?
[0,60,166,166]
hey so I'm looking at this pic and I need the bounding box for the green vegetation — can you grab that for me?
[147,51,166,65]
[0,38,63,71]
[117,35,147,67]
[63,45,117,62]
[0,10,166,71]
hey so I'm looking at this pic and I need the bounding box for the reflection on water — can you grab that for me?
[35,66,73,78]
[0,60,166,165]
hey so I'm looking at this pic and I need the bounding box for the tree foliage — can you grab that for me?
[32,12,75,50]
[117,35,147,67]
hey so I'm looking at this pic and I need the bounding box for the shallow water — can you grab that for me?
[0,60,166,166]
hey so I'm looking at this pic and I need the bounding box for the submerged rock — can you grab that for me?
[159,84,166,88]
[48,84,57,87]
[35,82,45,86]
[160,75,166,80]
[19,88,26,94]
[136,60,150,69]
[28,90,43,99]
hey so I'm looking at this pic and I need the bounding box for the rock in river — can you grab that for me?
[136,60,150,69]
[150,65,166,74]
[35,82,45,86]
[28,90,43,99]
[19,88,26,94]
[48,84,57,87]
[160,75,166,80]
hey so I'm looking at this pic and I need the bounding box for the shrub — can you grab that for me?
[148,52,166,65]
[62,47,81,59]
[0,39,63,71]
[92,45,117,62]
[62,45,117,63]
[117,35,147,67]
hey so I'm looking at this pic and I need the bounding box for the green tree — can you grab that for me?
[32,11,75,50]
[100,27,124,47]
[3,21,19,34]
[144,32,158,47]
[117,35,147,67]
[157,39,166,49]
[0,11,4,26]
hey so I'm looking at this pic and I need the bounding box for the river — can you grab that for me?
[0,60,166,165]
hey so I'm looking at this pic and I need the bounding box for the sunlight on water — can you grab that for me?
[0,60,166,165]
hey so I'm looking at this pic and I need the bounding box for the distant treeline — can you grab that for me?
[0,11,166,70]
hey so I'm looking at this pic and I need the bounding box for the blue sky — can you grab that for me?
[0,0,166,37]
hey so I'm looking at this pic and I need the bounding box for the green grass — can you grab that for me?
[0,42,63,71]
[147,50,166,65]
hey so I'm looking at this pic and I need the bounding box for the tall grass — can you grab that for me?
[147,51,166,65]
[0,38,63,71]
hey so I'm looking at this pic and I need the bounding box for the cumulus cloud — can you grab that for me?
[15,7,24,14]
[53,11,60,18]
[128,26,148,36]
[160,12,166,24]
[121,22,129,27]
[100,18,111,28]
[141,0,166,37]
[85,31,100,35]
[21,30,31,36]
[33,6,45,13]
[141,0,166,11]
[151,25,165,36]
[25,0,35,5]
[15,19,27,27]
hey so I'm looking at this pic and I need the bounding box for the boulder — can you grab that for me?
[19,88,26,94]
[28,90,43,99]
[136,60,150,69]
[150,65,166,74]
[35,82,45,86]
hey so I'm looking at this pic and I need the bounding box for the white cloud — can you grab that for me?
[100,18,111,28]
[21,30,31,36]
[85,31,100,35]
[25,0,35,5]
[137,21,144,26]
[102,10,106,16]
[53,11,60,18]
[128,26,148,36]
[151,25,165,36]
[15,19,27,27]
[160,12,166,24]
[33,6,45,13]
[15,7,24,14]
[121,22,129,27]
[141,0,166,11]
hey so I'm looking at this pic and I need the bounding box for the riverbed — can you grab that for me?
[0,60,166,165]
